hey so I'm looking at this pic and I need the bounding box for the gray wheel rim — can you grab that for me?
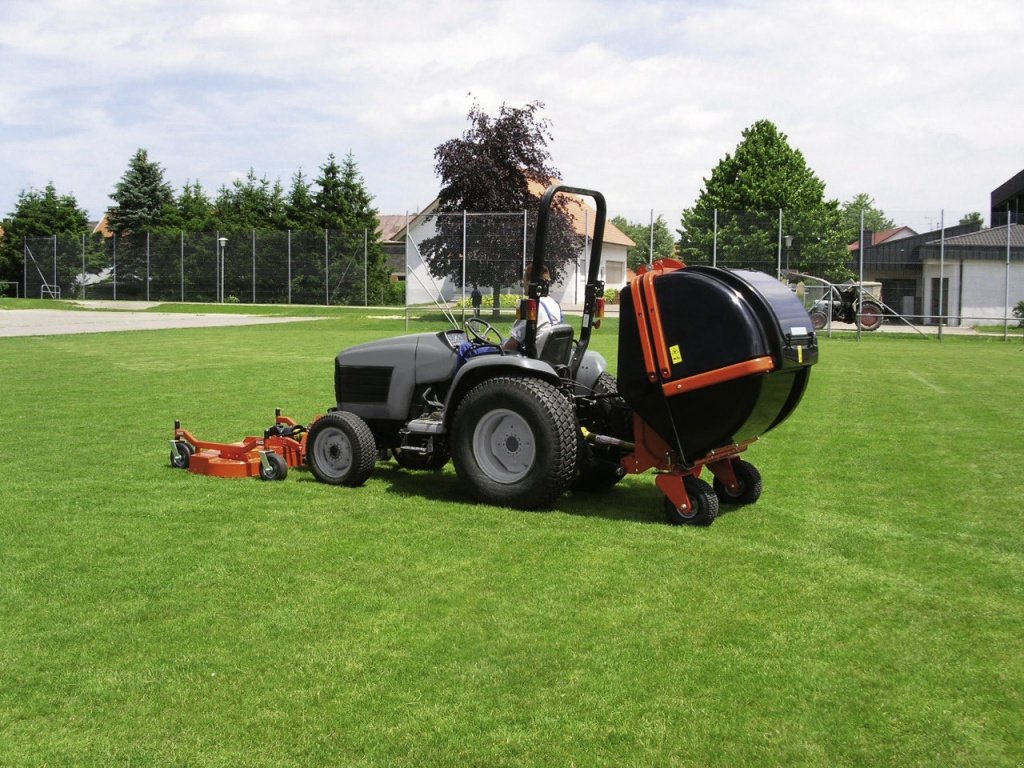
[472,408,536,484]
[313,425,353,480]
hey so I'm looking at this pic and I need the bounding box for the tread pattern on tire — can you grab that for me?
[306,411,377,487]
[452,376,577,510]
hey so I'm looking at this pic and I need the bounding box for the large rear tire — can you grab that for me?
[451,376,577,510]
[857,301,884,331]
[306,411,376,487]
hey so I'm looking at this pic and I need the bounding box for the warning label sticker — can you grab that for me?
[669,344,682,364]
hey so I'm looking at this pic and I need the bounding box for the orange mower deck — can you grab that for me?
[170,410,308,481]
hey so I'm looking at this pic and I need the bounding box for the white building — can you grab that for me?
[378,184,635,307]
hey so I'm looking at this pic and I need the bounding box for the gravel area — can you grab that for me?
[0,308,320,337]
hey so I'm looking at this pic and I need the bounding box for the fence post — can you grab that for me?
[52,235,57,293]
[713,209,718,268]
[857,210,864,341]
[1005,203,1012,341]
[252,229,256,304]
[113,235,117,301]
[82,233,86,300]
[522,209,528,277]
[649,209,655,267]
[776,209,783,281]
[23,238,27,298]
[180,231,184,302]
[287,230,292,305]
[364,227,368,307]
[325,228,329,306]
[404,212,410,331]
[146,232,151,302]
[939,210,945,342]
[461,211,467,324]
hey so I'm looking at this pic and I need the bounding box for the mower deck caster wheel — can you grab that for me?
[259,452,289,481]
[664,476,719,526]
[170,441,194,469]
[712,460,762,506]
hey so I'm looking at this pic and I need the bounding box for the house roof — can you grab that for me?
[525,179,635,247]
[848,226,917,251]
[924,223,1024,248]
[377,181,635,248]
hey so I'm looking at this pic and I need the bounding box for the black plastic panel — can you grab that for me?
[335,364,394,404]
[617,266,815,463]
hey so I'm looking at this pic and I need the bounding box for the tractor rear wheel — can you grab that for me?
[306,411,376,487]
[857,301,884,331]
[452,376,577,510]
[664,476,719,526]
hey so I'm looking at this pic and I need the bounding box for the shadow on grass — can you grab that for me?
[368,460,689,526]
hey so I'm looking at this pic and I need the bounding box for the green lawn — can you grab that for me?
[1,314,1022,766]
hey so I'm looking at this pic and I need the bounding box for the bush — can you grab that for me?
[1013,300,1024,328]
[603,288,620,305]
[453,293,521,310]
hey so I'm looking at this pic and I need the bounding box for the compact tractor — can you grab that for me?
[171,185,817,525]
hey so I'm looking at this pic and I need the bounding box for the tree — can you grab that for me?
[611,214,675,271]
[107,149,176,235]
[213,169,287,231]
[419,100,578,310]
[175,180,214,231]
[678,120,849,280]
[840,193,895,244]
[312,152,389,304]
[284,170,317,230]
[959,211,985,228]
[0,183,99,294]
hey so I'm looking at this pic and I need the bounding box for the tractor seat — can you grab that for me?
[537,323,575,368]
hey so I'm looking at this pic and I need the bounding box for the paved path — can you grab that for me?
[0,309,319,338]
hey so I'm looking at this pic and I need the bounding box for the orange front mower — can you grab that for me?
[170,409,308,481]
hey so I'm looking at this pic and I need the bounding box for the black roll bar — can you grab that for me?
[524,184,606,374]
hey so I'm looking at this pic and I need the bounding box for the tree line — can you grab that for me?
[0,150,391,301]
[2,102,988,300]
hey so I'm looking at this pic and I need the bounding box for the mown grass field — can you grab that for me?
[1,307,1022,766]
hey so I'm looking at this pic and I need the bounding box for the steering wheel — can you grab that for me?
[465,317,505,347]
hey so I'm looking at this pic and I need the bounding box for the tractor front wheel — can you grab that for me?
[306,411,376,487]
[452,377,577,510]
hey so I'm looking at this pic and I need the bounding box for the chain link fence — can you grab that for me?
[12,209,1023,337]
[20,229,374,306]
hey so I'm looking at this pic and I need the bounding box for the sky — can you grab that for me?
[2,0,1022,233]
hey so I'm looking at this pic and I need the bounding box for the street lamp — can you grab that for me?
[218,236,228,303]
[783,234,794,276]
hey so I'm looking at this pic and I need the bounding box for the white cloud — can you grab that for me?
[1,0,1022,226]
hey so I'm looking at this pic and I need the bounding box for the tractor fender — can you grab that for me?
[444,355,560,425]
[573,350,608,396]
